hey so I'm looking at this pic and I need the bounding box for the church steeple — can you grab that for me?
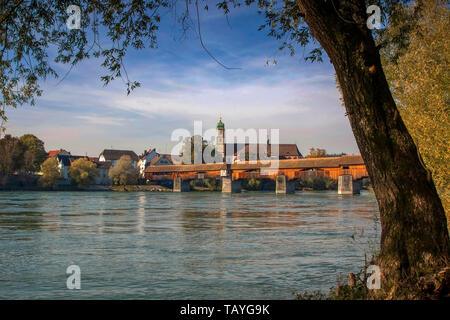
[216,116,225,161]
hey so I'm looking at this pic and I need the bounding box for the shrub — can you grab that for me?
[244,178,261,191]
[296,177,338,190]
[204,178,221,191]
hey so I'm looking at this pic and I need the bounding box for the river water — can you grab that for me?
[0,190,380,299]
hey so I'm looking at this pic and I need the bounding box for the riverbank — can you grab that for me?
[108,185,171,192]
[0,184,172,192]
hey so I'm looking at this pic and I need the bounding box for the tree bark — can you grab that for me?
[295,0,450,296]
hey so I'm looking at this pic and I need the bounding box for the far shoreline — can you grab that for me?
[0,185,172,192]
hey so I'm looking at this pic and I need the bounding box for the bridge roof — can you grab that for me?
[144,155,364,173]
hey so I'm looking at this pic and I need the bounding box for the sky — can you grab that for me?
[4,3,360,158]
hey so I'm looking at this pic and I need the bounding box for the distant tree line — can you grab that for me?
[38,154,101,189]
[40,154,139,189]
[0,133,140,189]
[305,148,347,158]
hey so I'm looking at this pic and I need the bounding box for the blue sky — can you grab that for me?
[5,3,359,157]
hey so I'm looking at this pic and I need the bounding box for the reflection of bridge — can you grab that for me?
[144,155,369,194]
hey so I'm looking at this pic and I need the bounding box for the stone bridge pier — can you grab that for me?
[338,174,361,195]
[275,175,295,194]
[173,177,190,192]
[222,176,242,193]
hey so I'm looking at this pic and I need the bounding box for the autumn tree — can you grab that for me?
[1,0,449,297]
[19,134,48,173]
[380,0,450,221]
[108,155,139,185]
[306,148,327,158]
[39,157,61,189]
[68,158,98,188]
[0,134,25,175]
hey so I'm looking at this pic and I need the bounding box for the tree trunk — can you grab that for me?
[295,0,450,297]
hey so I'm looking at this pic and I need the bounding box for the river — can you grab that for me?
[0,190,380,299]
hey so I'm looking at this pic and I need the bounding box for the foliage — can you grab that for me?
[0,0,410,124]
[0,133,47,175]
[204,178,221,191]
[380,0,450,217]
[305,147,327,158]
[296,255,376,300]
[377,0,426,66]
[296,176,337,190]
[0,134,26,175]
[108,155,139,185]
[19,134,47,173]
[243,178,261,190]
[0,0,174,123]
[305,147,347,159]
[39,157,61,188]
[189,178,221,191]
[295,273,369,300]
[331,274,370,300]
[296,261,450,300]
[68,158,98,188]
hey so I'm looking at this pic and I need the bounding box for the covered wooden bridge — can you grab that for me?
[144,155,368,194]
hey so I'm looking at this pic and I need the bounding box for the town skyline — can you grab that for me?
[4,117,360,160]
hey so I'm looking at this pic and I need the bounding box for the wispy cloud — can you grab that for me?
[76,115,127,126]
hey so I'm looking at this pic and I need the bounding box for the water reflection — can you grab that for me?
[136,194,145,235]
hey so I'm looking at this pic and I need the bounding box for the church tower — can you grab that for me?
[216,116,225,161]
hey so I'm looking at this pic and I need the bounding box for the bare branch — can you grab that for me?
[195,0,241,70]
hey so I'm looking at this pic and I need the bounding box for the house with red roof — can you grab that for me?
[48,149,70,158]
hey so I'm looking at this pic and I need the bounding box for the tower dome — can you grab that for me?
[217,117,224,129]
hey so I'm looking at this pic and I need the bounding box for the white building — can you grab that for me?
[138,148,158,178]
[94,161,113,185]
